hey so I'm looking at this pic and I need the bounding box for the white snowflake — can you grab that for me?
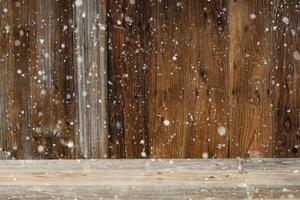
[75,0,83,7]
[217,126,226,136]
[202,152,209,159]
[293,50,300,61]
[163,119,170,126]
[37,145,45,153]
[249,13,256,20]
[282,16,289,25]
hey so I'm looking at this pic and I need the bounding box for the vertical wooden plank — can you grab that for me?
[0,0,76,159]
[0,0,10,158]
[273,0,300,157]
[27,0,38,159]
[228,0,274,158]
[201,0,229,158]
[107,0,150,158]
[74,0,108,158]
[148,0,186,158]
[147,0,229,158]
[60,0,77,159]
[107,0,126,158]
[0,0,32,159]
[29,0,75,159]
[0,0,5,158]
[53,0,76,159]
[121,0,150,158]
[14,0,32,159]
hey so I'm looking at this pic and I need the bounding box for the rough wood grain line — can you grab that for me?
[26,0,38,160]
[0,159,298,199]
[146,0,229,158]
[272,0,300,158]
[74,0,108,158]
[228,0,274,158]
[107,0,149,158]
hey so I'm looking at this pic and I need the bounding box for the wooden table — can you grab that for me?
[0,159,299,199]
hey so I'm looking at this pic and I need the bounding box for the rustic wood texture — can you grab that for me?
[272,0,300,158]
[0,159,299,199]
[228,0,274,158]
[107,0,150,158]
[148,0,229,158]
[1,0,300,159]
[108,0,300,158]
[0,0,107,159]
[31,0,75,159]
[73,0,108,159]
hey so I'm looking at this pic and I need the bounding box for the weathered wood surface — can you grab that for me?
[74,0,108,159]
[0,0,107,159]
[0,0,77,159]
[108,0,300,158]
[107,0,151,158]
[1,0,300,159]
[0,159,299,199]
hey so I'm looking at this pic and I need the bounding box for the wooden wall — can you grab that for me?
[0,0,107,159]
[0,0,300,159]
[107,0,300,159]
[0,0,77,159]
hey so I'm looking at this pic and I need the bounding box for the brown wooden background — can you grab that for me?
[0,0,300,159]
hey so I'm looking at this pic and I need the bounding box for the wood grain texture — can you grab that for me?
[74,0,108,159]
[147,0,229,158]
[228,0,274,158]
[1,0,300,159]
[108,0,300,158]
[0,159,299,199]
[0,0,35,159]
[31,0,76,159]
[0,0,107,159]
[107,0,150,158]
[272,0,300,158]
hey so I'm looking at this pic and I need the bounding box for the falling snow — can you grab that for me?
[37,145,45,153]
[14,40,21,46]
[293,50,300,61]
[217,126,226,136]
[202,152,209,159]
[249,13,256,20]
[75,0,83,7]
[141,151,147,158]
[163,119,170,126]
[129,0,136,5]
[282,16,290,25]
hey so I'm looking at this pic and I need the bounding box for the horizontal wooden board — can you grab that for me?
[0,159,299,199]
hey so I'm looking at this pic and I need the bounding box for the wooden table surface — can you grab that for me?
[0,159,299,199]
